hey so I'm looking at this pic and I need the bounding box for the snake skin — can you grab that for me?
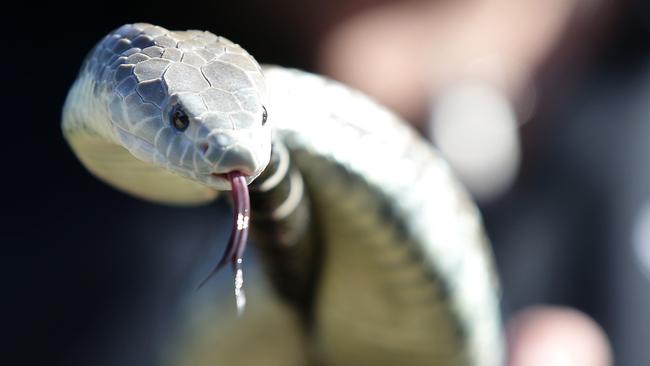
[62,24,504,366]
[63,23,271,197]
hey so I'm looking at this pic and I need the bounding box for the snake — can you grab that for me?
[61,23,503,366]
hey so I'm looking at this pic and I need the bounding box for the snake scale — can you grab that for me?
[62,23,503,366]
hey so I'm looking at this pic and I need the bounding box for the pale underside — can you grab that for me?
[67,133,219,204]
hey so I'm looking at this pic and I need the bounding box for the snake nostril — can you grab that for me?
[197,142,209,155]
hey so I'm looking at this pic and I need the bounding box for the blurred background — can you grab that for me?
[4,0,650,364]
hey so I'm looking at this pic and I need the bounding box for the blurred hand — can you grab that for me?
[507,306,612,366]
[318,0,582,124]
[317,0,593,200]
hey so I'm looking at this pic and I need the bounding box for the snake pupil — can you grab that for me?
[171,106,190,132]
[262,105,268,126]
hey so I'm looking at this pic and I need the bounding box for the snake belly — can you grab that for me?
[62,24,503,366]
[264,67,503,366]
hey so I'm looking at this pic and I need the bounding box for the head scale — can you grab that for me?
[97,23,271,190]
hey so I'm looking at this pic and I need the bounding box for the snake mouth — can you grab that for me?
[210,172,229,181]
[207,172,256,190]
[207,172,235,188]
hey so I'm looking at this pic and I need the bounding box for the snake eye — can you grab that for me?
[171,106,190,132]
[262,105,268,126]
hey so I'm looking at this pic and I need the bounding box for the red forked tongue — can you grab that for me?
[198,171,250,314]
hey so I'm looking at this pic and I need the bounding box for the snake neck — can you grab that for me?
[249,140,323,325]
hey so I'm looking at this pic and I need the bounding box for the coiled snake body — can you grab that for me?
[62,24,503,366]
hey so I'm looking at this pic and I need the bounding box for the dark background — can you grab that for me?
[4,0,650,365]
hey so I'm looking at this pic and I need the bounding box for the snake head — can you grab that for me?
[102,24,271,191]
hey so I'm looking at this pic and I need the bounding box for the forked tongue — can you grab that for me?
[198,171,250,315]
